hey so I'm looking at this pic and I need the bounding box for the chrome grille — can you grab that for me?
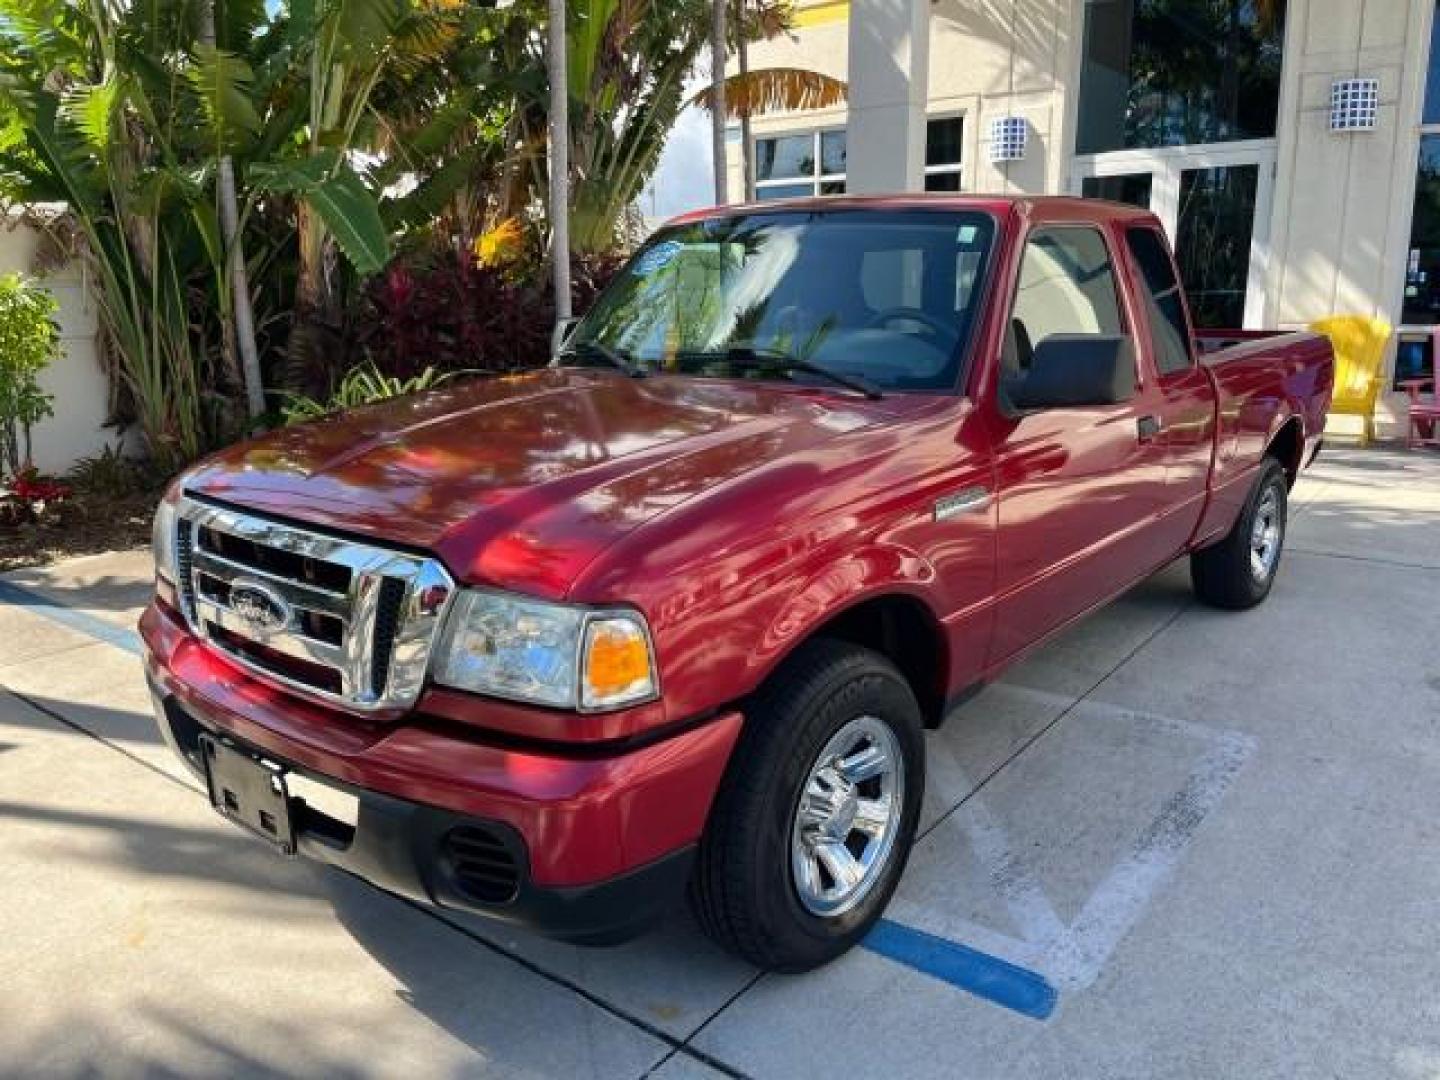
[173,495,455,712]
[175,518,197,621]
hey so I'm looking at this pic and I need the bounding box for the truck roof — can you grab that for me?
[665,194,1157,228]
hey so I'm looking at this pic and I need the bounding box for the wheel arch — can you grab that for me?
[756,561,952,730]
[805,593,950,728]
[1266,414,1305,487]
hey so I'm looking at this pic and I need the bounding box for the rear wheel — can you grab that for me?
[1191,457,1289,610]
[689,640,924,972]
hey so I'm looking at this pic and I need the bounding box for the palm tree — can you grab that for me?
[690,1,844,202]
[548,0,572,331]
[731,0,795,200]
[198,0,263,419]
[710,0,729,203]
[687,0,846,200]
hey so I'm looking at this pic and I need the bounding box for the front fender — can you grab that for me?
[750,543,941,687]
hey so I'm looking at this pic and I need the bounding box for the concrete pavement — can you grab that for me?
[2,446,1438,1078]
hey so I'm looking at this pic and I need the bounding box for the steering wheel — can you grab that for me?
[865,306,959,347]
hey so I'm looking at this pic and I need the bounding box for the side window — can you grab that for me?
[1004,227,1125,377]
[1126,227,1193,376]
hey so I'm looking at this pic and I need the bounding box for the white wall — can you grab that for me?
[929,0,1075,195]
[0,218,122,475]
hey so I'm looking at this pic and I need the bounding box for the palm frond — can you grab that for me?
[689,66,846,120]
[186,45,262,151]
[58,75,120,154]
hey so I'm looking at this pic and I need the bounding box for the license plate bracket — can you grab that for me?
[200,735,296,856]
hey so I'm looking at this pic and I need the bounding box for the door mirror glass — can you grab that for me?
[1007,334,1136,410]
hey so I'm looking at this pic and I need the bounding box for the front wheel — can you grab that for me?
[1191,457,1289,610]
[689,640,925,972]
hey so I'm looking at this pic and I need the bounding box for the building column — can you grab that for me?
[844,0,931,194]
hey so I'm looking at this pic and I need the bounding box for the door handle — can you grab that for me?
[1137,415,1163,442]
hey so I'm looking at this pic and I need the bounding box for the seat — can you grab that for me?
[1399,334,1440,450]
[1309,316,1392,446]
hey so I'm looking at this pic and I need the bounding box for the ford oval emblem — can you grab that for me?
[229,579,292,639]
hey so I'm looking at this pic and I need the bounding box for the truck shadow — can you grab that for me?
[0,691,165,750]
[321,863,757,1050]
[0,799,328,903]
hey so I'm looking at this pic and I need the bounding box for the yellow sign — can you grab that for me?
[794,1,848,28]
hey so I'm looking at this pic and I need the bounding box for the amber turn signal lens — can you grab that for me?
[581,617,656,709]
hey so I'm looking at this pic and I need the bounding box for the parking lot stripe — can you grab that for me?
[922,747,1068,947]
[1043,719,1256,989]
[0,579,142,656]
[865,919,1058,1020]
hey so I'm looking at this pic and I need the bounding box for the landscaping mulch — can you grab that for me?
[0,486,159,573]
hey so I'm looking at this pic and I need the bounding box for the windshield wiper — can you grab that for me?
[717,346,884,400]
[558,340,646,378]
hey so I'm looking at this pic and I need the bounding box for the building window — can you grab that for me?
[1404,135,1440,326]
[1405,5,1440,330]
[925,117,964,191]
[1076,0,1287,154]
[754,119,962,199]
[755,130,846,198]
[1426,0,1440,126]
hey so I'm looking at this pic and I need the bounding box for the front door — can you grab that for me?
[1074,140,1276,329]
[988,223,1174,666]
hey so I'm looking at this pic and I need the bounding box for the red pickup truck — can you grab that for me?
[141,196,1332,972]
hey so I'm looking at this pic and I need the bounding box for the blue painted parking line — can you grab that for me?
[0,579,143,657]
[865,919,1058,1020]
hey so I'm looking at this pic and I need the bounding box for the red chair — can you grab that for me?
[1402,376,1439,449]
[1400,329,1440,450]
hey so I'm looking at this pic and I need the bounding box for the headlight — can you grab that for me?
[152,497,178,584]
[434,590,658,712]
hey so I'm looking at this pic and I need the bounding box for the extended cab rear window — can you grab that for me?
[571,209,997,392]
[1126,227,1194,376]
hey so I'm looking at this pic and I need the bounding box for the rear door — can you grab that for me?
[987,223,1174,664]
[1122,225,1216,550]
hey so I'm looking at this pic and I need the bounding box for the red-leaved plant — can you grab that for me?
[1,465,69,527]
[358,251,625,382]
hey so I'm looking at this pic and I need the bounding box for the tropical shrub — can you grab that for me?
[0,274,60,475]
[280,362,457,425]
[65,442,148,498]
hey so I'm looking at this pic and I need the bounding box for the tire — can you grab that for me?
[689,639,925,972]
[1190,457,1289,610]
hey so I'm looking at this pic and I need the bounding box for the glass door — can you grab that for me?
[1174,164,1260,329]
[1072,141,1276,329]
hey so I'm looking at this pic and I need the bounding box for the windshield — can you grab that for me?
[567,209,997,393]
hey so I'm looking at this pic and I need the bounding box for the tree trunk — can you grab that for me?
[737,7,753,201]
[296,202,327,316]
[547,0,573,344]
[710,0,729,204]
[220,160,264,419]
[199,0,265,419]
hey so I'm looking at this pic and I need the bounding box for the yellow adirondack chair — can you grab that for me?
[1309,316,1392,446]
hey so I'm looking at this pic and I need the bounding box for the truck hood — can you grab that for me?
[184,368,900,597]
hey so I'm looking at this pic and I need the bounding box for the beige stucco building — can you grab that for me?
[733,0,1440,438]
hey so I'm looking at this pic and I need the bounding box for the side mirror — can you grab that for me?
[1007,334,1135,411]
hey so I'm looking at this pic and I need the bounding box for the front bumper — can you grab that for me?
[141,600,743,944]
